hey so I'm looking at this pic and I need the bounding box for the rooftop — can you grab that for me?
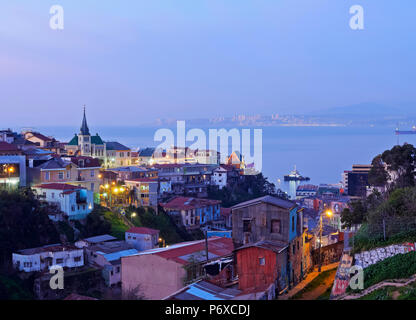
[0,141,19,152]
[82,234,117,244]
[234,240,288,254]
[18,243,79,255]
[127,227,160,235]
[35,157,71,170]
[106,141,130,151]
[231,195,296,210]
[164,280,241,300]
[126,237,233,265]
[161,196,221,211]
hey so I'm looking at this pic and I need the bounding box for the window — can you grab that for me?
[74,256,81,262]
[90,170,95,177]
[51,192,55,199]
[259,257,265,265]
[271,220,281,234]
[292,244,296,255]
[67,171,70,179]
[243,219,251,232]
[116,266,120,273]
[292,216,295,232]
[297,241,300,250]
[56,258,64,264]
[58,172,64,180]
[45,172,50,180]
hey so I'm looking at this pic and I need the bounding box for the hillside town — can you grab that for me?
[1,110,416,301]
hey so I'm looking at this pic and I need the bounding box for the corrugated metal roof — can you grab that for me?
[103,249,138,262]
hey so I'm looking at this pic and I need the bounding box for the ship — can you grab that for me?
[284,165,310,181]
[395,125,416,135]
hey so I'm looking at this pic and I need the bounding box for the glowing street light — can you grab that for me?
[131,212,137,218]
[318,207,334,272]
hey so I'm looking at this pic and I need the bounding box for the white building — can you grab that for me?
[12,244,84,272]
[211,167,227,189]
[125,227,160,251]
[32,183,94,220]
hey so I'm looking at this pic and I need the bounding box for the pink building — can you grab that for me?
[121,237,234,300]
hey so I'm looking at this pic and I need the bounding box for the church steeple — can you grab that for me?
[80,105,90,136]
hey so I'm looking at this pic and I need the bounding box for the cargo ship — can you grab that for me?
[395,125,416,135]
[284,166,310,181]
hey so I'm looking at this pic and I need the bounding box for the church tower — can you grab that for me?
[78,106,91,156]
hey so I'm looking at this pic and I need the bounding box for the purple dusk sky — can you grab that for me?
[0,0,415,127]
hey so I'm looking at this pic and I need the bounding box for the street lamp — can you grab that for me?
[318,208,333,272]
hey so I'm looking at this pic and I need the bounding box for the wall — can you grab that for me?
[122,254,186,300]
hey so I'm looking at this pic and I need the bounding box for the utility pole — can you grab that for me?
[204,229,209,263]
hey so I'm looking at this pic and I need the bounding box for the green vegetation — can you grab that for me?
[124,206,196,244]
[290,268,337,300]
[362,251,416,289]
[0,275,33,300]
[208,173,287,207]
[358,287,393,300]
[0,188,60,270]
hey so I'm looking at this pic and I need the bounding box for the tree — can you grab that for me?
[368,144,416,190]
[341,200,367,229]
[0,189,60,271]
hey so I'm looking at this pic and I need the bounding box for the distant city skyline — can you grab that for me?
[1,1,415,126]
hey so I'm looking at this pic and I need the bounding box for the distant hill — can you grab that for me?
[312,102,416,119]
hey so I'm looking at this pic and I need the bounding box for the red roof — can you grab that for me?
[0,141,19,152]
[155,237,233,265]
[127,227,159,235]
[70,156,101,168]
[27,132,53,142]
[34,183,85,191]
[161,196,221,211]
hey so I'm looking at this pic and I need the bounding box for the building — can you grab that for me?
[85,240,138,287]
[211,166,227,189]
[12,244,84,272]
[342,164,372,198]
[121,237,234,300]
[23,131,53,148]
[0,129,15,144]
[0,141,22,156]
[65,108,107,160]
[137,147,156,165]
[106,166,158,182]
[161,196,221,229]
[192,149,220,165]
[35,156,101,193]
[0,155,27,188]
[75,234,118,249]
[36,157,78,184]
[234,241,290,295]
[32,183,94,220]
[231,195,306,288]
[65,156,101,193]
[227,151,245,170]
[296,184,318,199]
[125,227,160,251]
[105,142,132,168]
[125,178,159,208]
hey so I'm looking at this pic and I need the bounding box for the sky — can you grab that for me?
[0,0,415,127]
